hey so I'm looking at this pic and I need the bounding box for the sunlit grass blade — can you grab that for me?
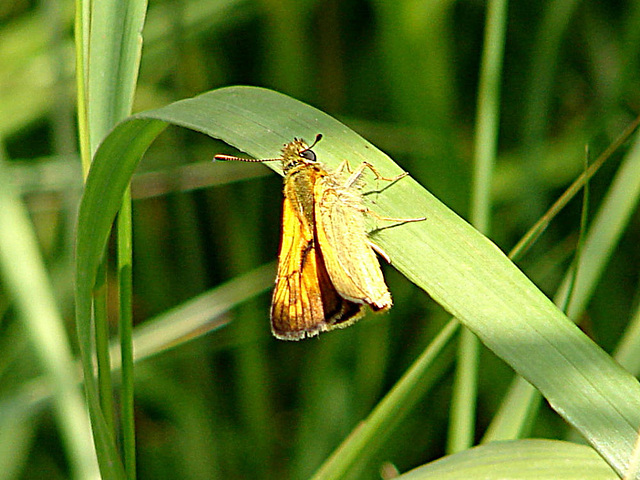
[117,189,135,478]
[87,0,149,151]
[485,129,640,443]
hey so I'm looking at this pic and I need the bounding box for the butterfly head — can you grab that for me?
[281,134,323,173]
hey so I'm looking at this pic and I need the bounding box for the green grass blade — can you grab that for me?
[397,440,617,480]
[93,260,114,432]
[509,114,640,261]
[87,0,148,150]
[448,329,479,453]
[75,0,90,177]
[470,0,507,234]
[76,86,640,477]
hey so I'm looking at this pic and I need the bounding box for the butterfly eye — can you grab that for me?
[299,149,317,161]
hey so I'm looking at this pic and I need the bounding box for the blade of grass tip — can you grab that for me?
[509,114,640,262]
[558,148,590,314]
[0,154,100,479]
[448,0,508,455]
[558,130,640,319]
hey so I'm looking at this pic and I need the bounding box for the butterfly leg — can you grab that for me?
[367,239,391,263]
[336,161,425,223]
[334,160,352,175]
[343,162,408,189]
[365,207,426,224]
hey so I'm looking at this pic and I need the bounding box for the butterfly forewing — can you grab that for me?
[314,173,392,312]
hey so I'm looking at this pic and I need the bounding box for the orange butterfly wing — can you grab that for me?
[270,182,363,340]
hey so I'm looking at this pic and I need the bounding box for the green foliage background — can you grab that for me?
[1,0,640,479]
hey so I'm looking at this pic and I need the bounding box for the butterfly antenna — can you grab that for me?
[213,153,279,163]
[306,133,323,151]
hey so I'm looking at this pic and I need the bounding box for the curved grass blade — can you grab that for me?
[76,86,640,477]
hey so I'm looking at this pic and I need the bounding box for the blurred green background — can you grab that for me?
[1,0,639,478]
